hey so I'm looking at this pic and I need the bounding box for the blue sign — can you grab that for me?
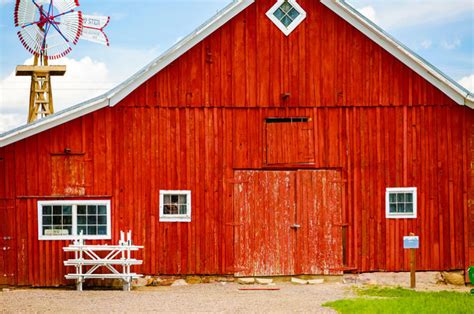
[403,236,419,249]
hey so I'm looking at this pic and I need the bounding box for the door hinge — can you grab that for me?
[3,237,12,240]
[290,224,301,229]
[2,247,10,251]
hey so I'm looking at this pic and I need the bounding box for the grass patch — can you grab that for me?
[323,286,473,314]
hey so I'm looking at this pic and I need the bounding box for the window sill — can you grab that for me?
[159,216,191,222]
[39,235,112,241]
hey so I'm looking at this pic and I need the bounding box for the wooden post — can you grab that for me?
[409,232,416,288]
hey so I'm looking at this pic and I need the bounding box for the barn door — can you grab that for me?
[233,170,343,276]
[0,154,15,285]
[0,202,15,285]
[295,170,343,274]
[233,171,296,276]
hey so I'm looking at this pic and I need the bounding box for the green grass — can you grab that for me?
[323,286,473,314]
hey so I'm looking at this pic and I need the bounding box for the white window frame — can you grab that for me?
[266,0,307,36]
[159,190,192,222]
[38,200,112,240]
[385,187,417,219]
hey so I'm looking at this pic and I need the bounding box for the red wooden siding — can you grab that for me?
[0,0,473,286]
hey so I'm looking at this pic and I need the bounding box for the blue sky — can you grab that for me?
[0,0,473,132]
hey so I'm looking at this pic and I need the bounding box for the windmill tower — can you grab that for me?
[14,0,110,123]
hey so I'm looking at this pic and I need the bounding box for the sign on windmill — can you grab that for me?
[14,0,110,123]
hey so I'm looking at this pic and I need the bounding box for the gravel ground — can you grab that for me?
[0,282,352,313]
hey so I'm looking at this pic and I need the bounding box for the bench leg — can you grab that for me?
[76,278,83,291]
[123,279,130,292]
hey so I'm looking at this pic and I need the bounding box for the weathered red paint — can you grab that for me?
[0,0,473,286]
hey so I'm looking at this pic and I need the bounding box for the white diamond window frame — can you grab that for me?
[266,0,307,36]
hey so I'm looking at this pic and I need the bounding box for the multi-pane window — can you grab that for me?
[273,1,300,27]
[266,0,307,36]
[38,200,111,240]
[159,190,191,222]
[41,204,73,236]
[385,187,417,219]
[77,204,108,236]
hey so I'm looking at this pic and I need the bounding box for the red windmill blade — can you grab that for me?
[14,0,83,59]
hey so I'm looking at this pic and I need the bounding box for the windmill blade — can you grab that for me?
[17,24,45,55]
[57,11,83,44]
[14,0,49,27]
[18,24,72,59]
[50,0,80,13]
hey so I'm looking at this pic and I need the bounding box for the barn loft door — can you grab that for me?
[265,118,315,165]
[233,170,343,276]
[51,154,86,195]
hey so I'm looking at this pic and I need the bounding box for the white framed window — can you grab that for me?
[159,190,191,222]
[38,200,111,240]
[266,0,307,36]
[385,187,417,219]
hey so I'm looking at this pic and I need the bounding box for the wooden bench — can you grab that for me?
[63,231,143,291]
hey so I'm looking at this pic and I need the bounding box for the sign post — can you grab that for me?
[403,233,419,289]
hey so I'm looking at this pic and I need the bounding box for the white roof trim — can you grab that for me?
[1,0,472,148]
[321,0,474,109]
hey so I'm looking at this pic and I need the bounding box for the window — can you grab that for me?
[159,190,191,222]
[385,187,417,219]
[266,0,307,36]
[38,200,111,240]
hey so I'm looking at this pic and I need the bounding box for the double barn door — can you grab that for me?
[233,170,343,276]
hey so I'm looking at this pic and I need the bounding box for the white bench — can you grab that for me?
[63,231,143,291]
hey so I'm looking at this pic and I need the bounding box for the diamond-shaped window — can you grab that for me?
[266,0,306,36]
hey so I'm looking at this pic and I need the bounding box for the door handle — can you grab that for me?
[290,224,301,229]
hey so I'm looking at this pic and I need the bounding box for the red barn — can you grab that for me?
[1,0,473,286]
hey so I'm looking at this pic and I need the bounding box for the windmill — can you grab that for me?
[14,0,110,123]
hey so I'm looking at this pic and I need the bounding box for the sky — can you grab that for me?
[0,0,473,133]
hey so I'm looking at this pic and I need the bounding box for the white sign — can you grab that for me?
[45,229,69,236]
[81,15,110,46]
[403,236,419,249]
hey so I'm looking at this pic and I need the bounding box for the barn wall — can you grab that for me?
[123,0,457,109]
[3,105,473,286]
[1,0,473,286]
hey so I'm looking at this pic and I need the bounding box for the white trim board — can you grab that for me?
[1,0,472,148]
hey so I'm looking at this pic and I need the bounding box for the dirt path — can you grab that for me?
[0,283,351,313]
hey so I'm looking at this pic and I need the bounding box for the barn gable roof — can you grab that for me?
[1,0,472,148]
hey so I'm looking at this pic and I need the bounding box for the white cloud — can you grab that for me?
[0,113,24,133]
[420,39,432,49]
[459,74,474,93]
[0,56,117,132]
[440,38,461,50]
[358,6,377,23]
